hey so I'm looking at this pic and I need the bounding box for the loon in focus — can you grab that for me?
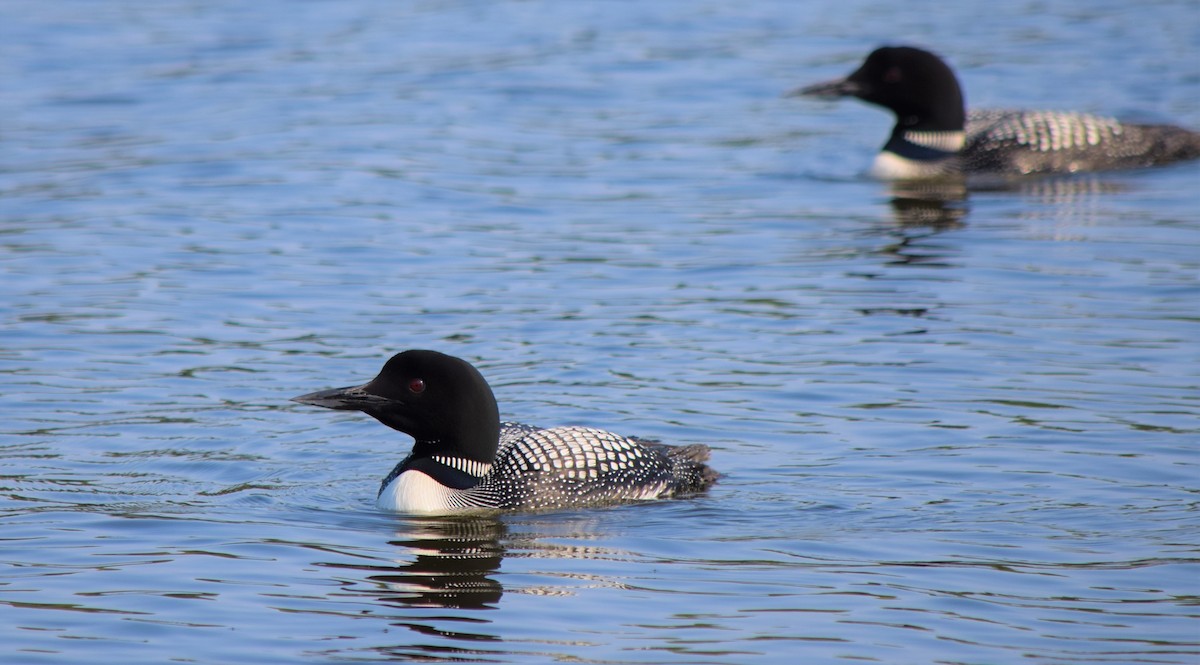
[794,45,1200,179]
[293,350,718,515]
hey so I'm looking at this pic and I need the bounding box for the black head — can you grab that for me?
[796,46,966,132]
[292,350,502,463]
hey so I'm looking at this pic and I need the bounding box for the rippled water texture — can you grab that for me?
[2,0,1198,663]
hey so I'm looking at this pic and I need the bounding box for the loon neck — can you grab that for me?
[883,128,965,161]
[870,129,966,179]
[410,434,498,467]
[386,450,493,494]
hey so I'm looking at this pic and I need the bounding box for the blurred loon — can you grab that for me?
[795,45,1200,179]
[293,350,717,515]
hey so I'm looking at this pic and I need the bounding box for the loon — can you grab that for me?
[292,350,718,515]
[794,45,1200,179]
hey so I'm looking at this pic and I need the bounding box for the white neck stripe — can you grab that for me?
[431,456,493,478]
[903,130,965,152]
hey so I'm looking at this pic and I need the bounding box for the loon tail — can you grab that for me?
[1151,124,1200,165]
[646,441,720,493]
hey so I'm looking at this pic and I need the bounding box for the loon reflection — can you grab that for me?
[886,180,969,230]
[367,516,507,610]
[315,512,664,660]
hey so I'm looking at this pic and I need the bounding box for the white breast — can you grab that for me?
[376,469,457,515]
[869,150,942,180]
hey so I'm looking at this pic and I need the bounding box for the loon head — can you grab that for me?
[292,349,502,465]
[796,46,966,133]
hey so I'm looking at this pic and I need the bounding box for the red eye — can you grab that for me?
[408,378,426,394]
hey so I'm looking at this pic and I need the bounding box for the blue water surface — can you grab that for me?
[2,0,1198,663]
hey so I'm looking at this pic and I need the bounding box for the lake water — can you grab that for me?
[2,1,1198,663]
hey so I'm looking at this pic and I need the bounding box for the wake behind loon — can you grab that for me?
[795,45,1200,179]
[293,350,717,515]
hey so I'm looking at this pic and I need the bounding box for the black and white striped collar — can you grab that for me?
[902,130,965,153]
[431,456,493,478]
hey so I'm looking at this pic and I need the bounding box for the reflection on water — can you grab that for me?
[888,180,970,230]
[969,173,1131,199]
[885,173,1136,234]
[370,518,506,611]
[872,226,960,269]
[1010,175,1133,241]
[309,513,645,661]
[882,172,1137,257]
[314,517,508,661]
